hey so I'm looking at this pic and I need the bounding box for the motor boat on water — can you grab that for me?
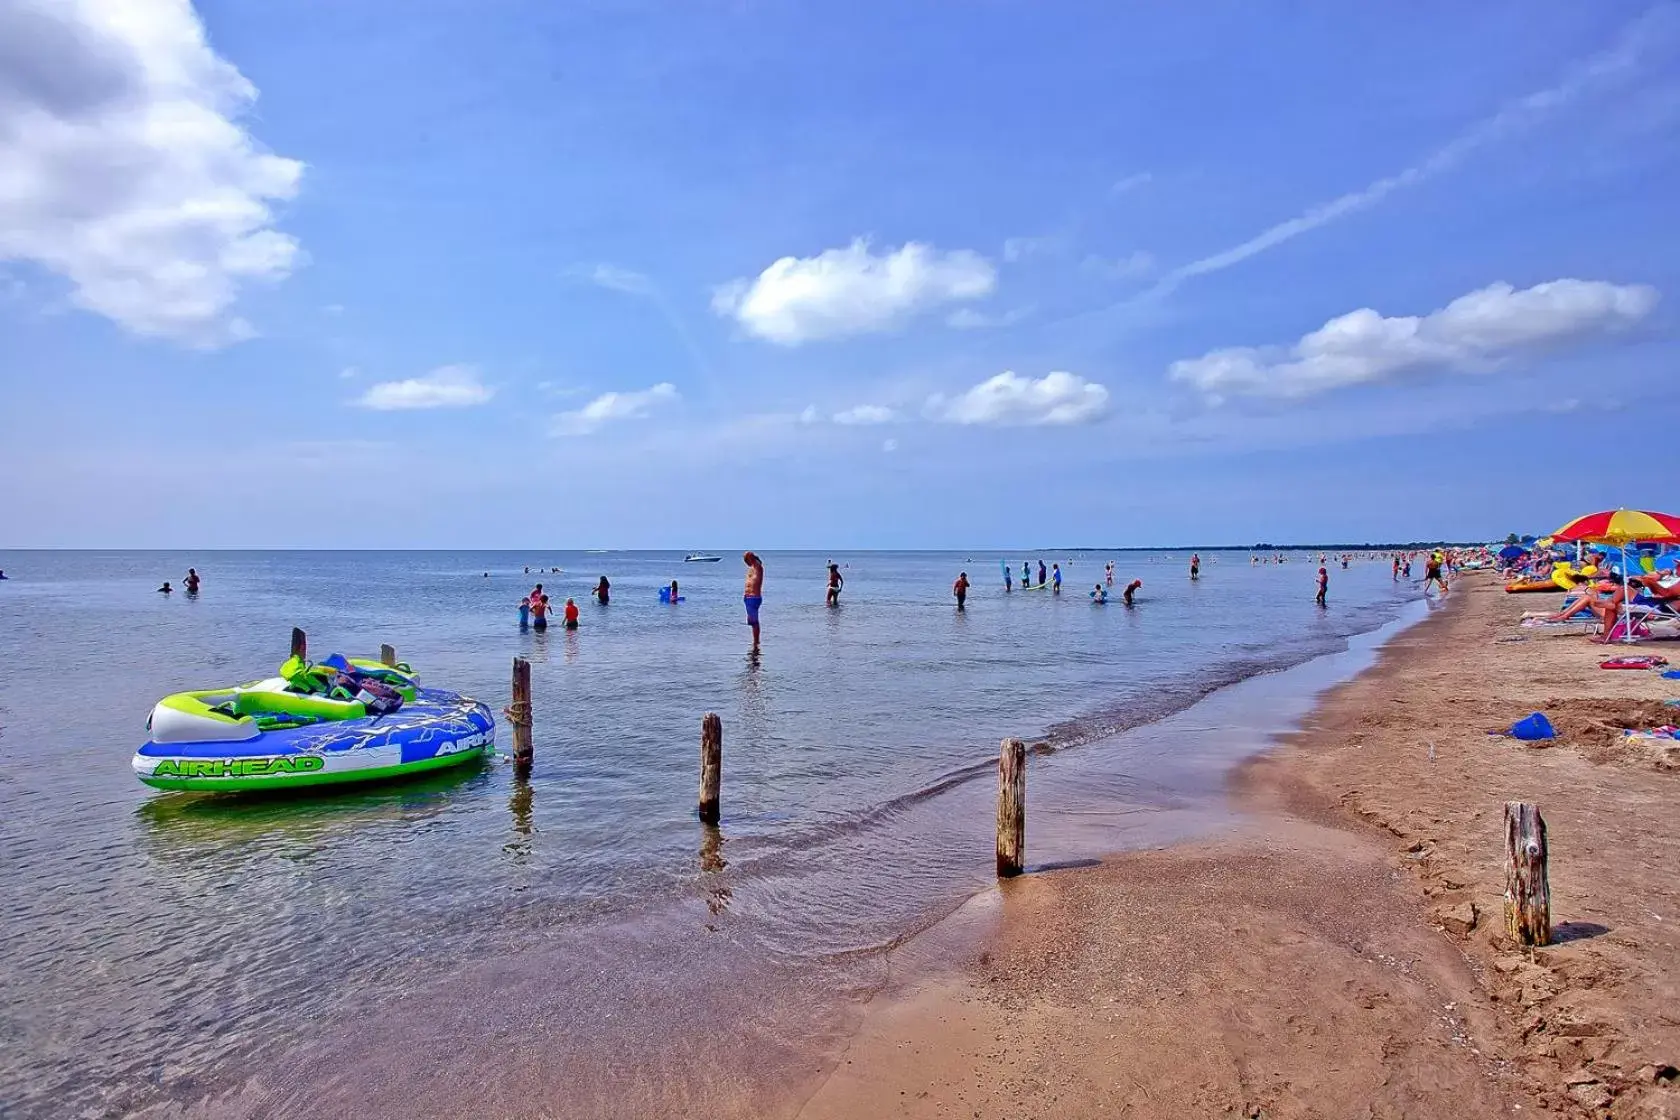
[684,553,723,563]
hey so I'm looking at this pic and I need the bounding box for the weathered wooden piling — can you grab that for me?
[699,713,723,825]
[290,627,307,659]
[1504,801,1551,947]
[380,644,398,667]
[996,737,1026,877]
[508,657,533,780]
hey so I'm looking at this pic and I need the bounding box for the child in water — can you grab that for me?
[1316,566,1329,607]
[518,596,531,629]
[952,571,970,610]
[1091,583,1107,603]
[531,594,551,630]
[564,597,581,630]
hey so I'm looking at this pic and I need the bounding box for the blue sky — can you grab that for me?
[2,0,1677,548]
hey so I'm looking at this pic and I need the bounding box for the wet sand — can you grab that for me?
[799,575,1680,1118]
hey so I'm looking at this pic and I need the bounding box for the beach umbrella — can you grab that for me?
[1497,544,1528,561]
[1551,509,1680,641]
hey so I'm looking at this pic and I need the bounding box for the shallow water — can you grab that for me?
[0,549,1416,1116]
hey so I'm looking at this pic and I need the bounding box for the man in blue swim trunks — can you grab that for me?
[743,551,764,652]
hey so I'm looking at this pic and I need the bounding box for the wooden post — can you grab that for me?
[699,713,723,824]
[1504,801,1551,947]
[380,644,397,668]
[509,657,533,780]
[997,737,1026,877]
[290,627,307,660]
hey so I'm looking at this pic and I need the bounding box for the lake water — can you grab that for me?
[0,549,1419,1117]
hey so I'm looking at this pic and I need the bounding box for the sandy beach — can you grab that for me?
[797,574,1680,1119]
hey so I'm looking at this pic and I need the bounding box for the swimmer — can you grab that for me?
[1022,561,1032,587]
[595,576,611,605]
[1316,566,1328,607]
[1036,560,1047,587]
[743,551,764,652]
[518,596,531,629]
[1004,564,1013,592]
[1190,553,1200,580]
[564,597,580,629]
[669,580,681,602]
[1105,561,1114,586]
[530,581,544,606]
[1091,583,1107,603]
[953,571,970,611]
[826,562,844,607]
[1123,579,1142,606]
[1051,563,1062,594]
[531,594,551,631]
[157,581,173,594]
[184,568,201,594]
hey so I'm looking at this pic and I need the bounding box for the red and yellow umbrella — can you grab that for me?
[1552,509,1680,545]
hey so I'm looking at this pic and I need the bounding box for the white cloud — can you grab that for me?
[1170,278,1658,403]
[1110,172,1153,196]
[583,263,652,295]
[882,438,899,453]
[926,371,1110,427]
[798,404,820,424]
[0,0,305,344]
[338,365,358,380]
[1151,9,1674,298]
[551,382,679,436]
[323,303,344,316]
[1080,251,1155,281]
[711,238,996,345]
[1002,235,1059,263]
[832,404,897,425]
[353,365,493,411]
[946,305,1033,330]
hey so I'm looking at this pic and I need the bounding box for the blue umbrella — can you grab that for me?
[1497,544,1528,561]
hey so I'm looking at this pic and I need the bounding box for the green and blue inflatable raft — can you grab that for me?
[133,654,495,792]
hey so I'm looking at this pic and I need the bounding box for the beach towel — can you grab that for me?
[1599,655,1668,670]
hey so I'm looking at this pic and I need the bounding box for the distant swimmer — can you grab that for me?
[665,580,682,603]
[1003,561,1013,592]
[564,597,581,629]
[826,562,844,607]
[518,596,531,630]
[1392,556,1401,581]
[1105,561,1114,586]
[1316,566,1329,608]
[743,551,764,653]
[531,594,551,631]
[1036,560,1047,587]
[1190,553,1200,580]
[1123,579,1142,606]
[595,576,611,605]
[184,568,201,594]
[1051,563,1062,594]
[1022,561,1032,587]
[952,571,970,611]
[157,581,173,594]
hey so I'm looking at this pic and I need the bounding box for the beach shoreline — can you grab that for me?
[795,574,1680,1119]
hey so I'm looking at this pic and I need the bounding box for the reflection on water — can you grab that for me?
[505,779,535,861]
[136,759,491,854]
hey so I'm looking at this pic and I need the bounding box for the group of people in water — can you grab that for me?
[155,568,201,596]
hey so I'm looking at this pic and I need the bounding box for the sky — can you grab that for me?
[1,0,1677,549]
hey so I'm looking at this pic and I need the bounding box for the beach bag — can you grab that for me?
[1508,713,1555,741]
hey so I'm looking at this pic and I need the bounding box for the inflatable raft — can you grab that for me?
[133,654,494,792]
